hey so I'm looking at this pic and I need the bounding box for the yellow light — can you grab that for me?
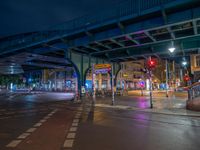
[123,74,128,77]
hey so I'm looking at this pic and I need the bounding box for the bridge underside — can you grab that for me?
[1,0,200,92]
[0,0,200,64]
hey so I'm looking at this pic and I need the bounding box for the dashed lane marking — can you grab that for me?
[69,127,77,132]
[40,119,47,123]
[0,117,10,119]
[73,119,79,123]
[5,112,15,115]
[76,112,81,115]
[72,122,78,127]
[5,109,57,148]
[74,116,81,119]
[6,140,22,147]
[34,122,42,127]
[17,133,30,139]
[63,139,74,148]
[47,114,53,117]
[63,108,82,149]
[26,128,37,133]
[67,133,76,139]
[44,116,50,119]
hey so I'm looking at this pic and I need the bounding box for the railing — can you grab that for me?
[0,0,186,54]
[187,82,200,101]
[51,0,175,31]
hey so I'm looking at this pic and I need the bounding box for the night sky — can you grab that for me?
[0,0,123,38]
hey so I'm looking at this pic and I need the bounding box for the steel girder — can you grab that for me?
[0,0,199,62]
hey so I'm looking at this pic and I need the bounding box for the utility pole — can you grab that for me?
[166,60,169,97]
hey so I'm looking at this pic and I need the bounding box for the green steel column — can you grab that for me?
[69,50,72,60]
[96,58,98,64]
[79,54,84,99]
[89,55,91,68]
[81,54,84,85]
[64,49,69,59]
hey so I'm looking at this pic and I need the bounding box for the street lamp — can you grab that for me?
[168,41,175,53]
[182,60,187,66]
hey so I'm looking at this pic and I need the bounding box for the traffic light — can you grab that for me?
[184,75,190,81]
[147,59,157,69]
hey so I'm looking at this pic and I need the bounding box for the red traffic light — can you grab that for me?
[184,75,190,81]
[147,59,157,69]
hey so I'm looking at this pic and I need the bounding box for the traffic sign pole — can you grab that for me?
[148,56,153,108]
[111,64,115,105]
[92,64,96,102]
[149,70,153,108]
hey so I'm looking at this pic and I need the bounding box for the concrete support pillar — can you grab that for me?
[42,69,48,84]
[99,74,102,90]
[107,73,111,90]
[180,69,183,81]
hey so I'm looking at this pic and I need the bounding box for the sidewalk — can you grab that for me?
[89,95,200,117]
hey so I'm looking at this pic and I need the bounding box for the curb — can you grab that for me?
[95,104,200,117]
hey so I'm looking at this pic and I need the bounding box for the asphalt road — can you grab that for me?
[76,101,200,150]
[0,92,199,150]
[0,92,77,150]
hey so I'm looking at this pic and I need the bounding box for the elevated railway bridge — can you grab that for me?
[0,0,200,95]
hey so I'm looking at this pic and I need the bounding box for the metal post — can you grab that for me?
[75,74,79,100]
[111,64,115,105]
[180,69,183,81]
[172,60,176,91]
[147,56,153,108]
[149,71,153,108]
[166,59,169,97]
[80,55,84,99]
[141,88,144,96]
[92,64,96,101]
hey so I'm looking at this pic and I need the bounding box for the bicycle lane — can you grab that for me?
[5,107,80,150]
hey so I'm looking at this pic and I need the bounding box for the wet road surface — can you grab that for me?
[0,92,199,150]
[75,101,200,150]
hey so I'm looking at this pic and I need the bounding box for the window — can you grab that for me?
[196,55,200,67]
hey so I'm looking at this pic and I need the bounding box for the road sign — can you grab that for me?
[81,86,86,94]
[94,64,111,74]
[95,68,111,74]
[94,64,111,70]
